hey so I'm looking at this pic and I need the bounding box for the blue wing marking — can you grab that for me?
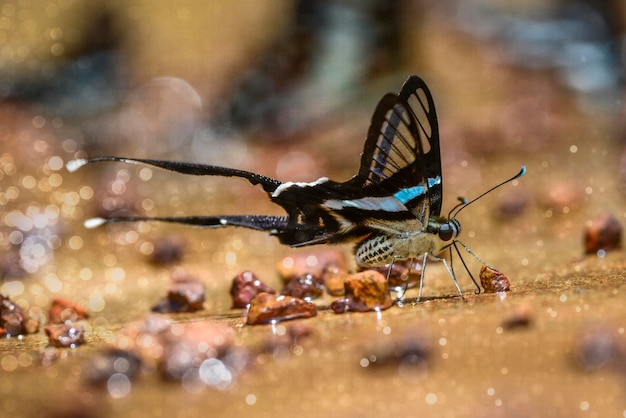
[393,176,441,204]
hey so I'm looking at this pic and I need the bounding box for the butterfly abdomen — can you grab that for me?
[354,231,436,267]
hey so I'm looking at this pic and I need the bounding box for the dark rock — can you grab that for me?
[480,265,511,293]
[230,270,275,308]
[584,213,622,255]
[246,292,317,325]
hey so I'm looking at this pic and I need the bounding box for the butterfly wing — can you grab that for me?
[357,76,443,218]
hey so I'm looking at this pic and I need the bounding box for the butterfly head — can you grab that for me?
[438,218,461,242]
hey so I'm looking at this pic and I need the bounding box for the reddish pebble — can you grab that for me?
[45,323,86,348]
[230,270,275,308]
[321,265,348,296]
[246,293,317,325]
[584,213,622,255]
[480,265,511,293]
[281,273,324,300]
[152,275,205,313]
[332,270,393,313]
[48,297,89,324]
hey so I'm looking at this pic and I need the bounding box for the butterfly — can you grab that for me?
[67,75,525,300]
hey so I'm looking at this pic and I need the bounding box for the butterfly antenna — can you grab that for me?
[451,165,526,219]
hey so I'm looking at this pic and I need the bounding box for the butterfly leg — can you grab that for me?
[417,252,429,302]
[421,252,463,300]
[451,241,484,294]
[440,255,463,298]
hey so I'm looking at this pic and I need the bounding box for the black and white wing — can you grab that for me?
[357,75,443,218]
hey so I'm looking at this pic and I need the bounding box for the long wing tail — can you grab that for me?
[85,214,289,232]
[66,156,282,193]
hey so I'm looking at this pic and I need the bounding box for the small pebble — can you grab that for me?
[45,323,86,348]
[151,274,205,313]
[584,213,622,255]
[230,270,275,308]
[479,265,511,293]
[331,270,393,313]
[321,265,348,296]
[48,297,89,324]
[0,294,40,337]
[246,293,317,325]
[149,237,186,266]
[281,273,324,300]
[501,305,533,329]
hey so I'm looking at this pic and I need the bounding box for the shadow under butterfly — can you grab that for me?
[67,76,525,301]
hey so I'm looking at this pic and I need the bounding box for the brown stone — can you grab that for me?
[321,265,348,296]
[480,265,511,293]
[48,297,89,324]
[230,270,275,308]
[584,213,622,255]
[151,274,205,313]
[246,292,317,325]
[333,270,393,313]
